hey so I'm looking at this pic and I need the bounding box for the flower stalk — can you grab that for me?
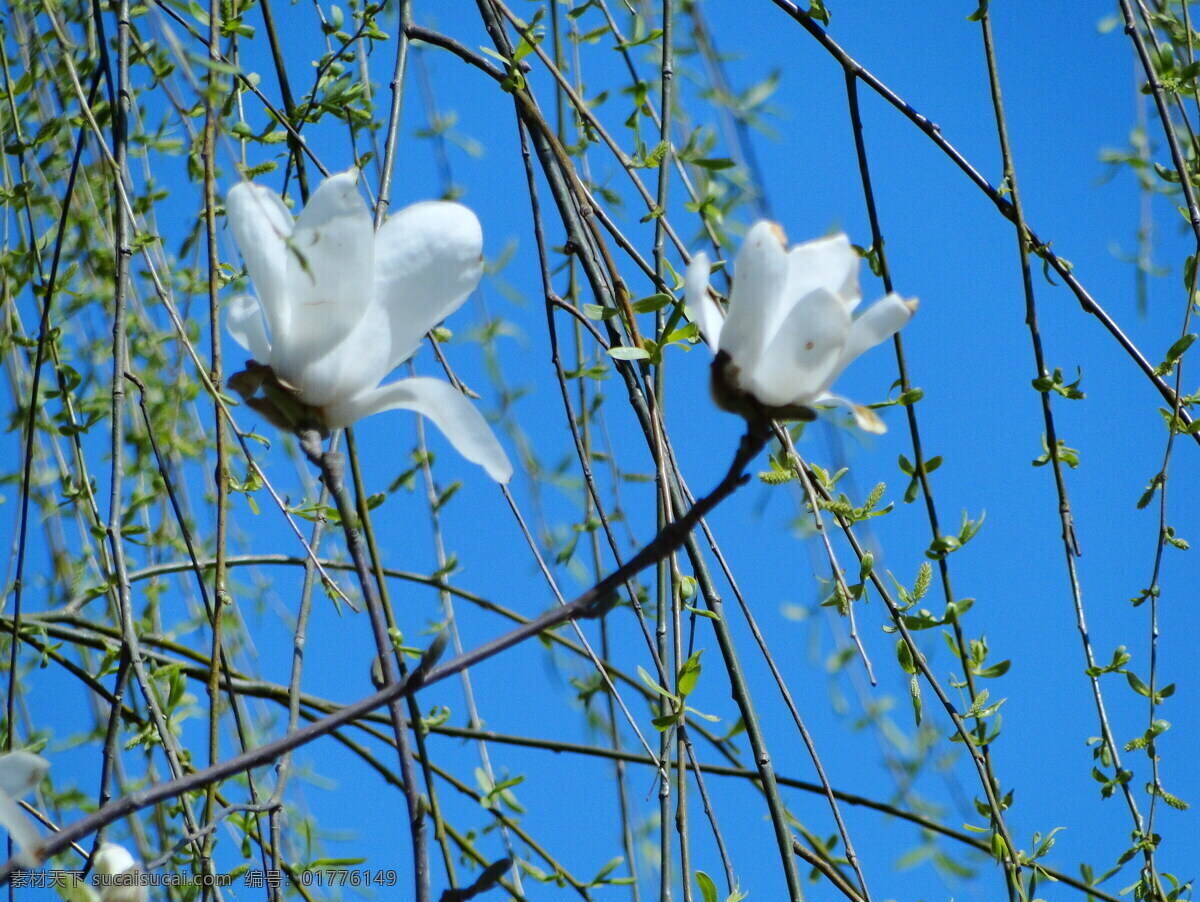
[2,424,773,887]
[298,428,431,902]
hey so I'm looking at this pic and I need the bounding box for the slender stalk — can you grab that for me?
[267,431,338,902]
[372,0,411,227]
[125,374,272,883]
[202,0,229,890]
[792,842,865,902]
[795,455,1025,886]
[689,429,875,902]
[686,4,772,220]
[2,48,102,760]
[347,19,444,889]
[2,422,767,881]
[406,56,527,895]
[653,4,687,897]
[298,430,430,902]
[0,610,1132,902]
[511,111,668,772]
[980,6,1160,897]
[1123,0,1200,863]
[767,0,1198,437]
[409,415,529,891]
[843,69,999,899]
[257,0,309,198]
[472,17,808,883]
[663,479,806,901]
[108,0,215,882]
[552,5,641,893]
[589,0,727,256]
[344,430,458,891]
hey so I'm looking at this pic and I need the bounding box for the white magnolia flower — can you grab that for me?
[92,842,147,902]
[63,843,146,902]
[688,222,917,432]
[0,749,49,865]
[225,168,513,483]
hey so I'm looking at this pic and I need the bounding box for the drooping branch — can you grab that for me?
[0,423,768,883]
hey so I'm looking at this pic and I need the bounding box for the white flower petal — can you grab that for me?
[373,201,484,370]
[226,182,293,349]
[284,304,391,407]
[685,252,723,351]
[748,287,852,407]
[0,751,47,866]
[785,233,860,311]
[815,393,887,434]
[275,169,374,380]
[223,171,513,481]
[0,791,41,866]
[95,845,147,902]
[0,750,48,799]
[327,377,513,483]
[825,293,916,386]
[93,844,145,902]
[226,294,271,361]
[718,221,790,372]
[94,843,137,877]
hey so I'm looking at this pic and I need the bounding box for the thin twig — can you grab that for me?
[0,422,767,881]
[769,0,1199,440]
[298,430,430,902]
[0,612,1128,902]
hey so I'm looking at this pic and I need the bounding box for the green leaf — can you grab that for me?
[696,871,719,902]
[632,293,672,314]
[677,650,703,697]
[990,831,1009,861]
[652,712,680,731]
[693,158,736,170]
[308,857,368,868]
[975,660,1011,679]
[591,857,624,884]
[608,346,650,361]
[966,0,990,21]
[806,0,831,25]
[642,140,670,168]
[1161,331,1190,362]
[1160,333,1196,374]
[1138,473,1165,509]
[583,303,616,320]
[1126,671,1151,697]
[637,665,677,702]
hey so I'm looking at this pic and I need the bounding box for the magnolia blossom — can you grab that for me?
[91,843,147,902]
[688,222,917,432]
[225,169,513,483]
[60,843,146,902]
[0,749,49,865]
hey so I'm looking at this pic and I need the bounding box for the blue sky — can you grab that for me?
[6,1,1200,900]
